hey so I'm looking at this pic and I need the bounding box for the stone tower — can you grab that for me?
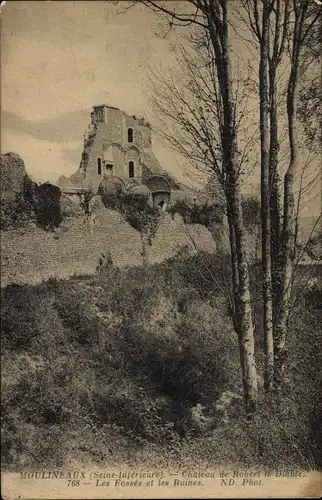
[70,105,164,191]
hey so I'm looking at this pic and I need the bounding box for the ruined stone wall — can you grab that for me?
[84,122,112,190]
[103,144,127,178]
[138,122,153,149]
[126,146,141,179]
[124,115,151,150]
[1,211,216,287]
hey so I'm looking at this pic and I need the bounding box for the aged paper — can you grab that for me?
[1,1,321,499]
[2,469,322,499]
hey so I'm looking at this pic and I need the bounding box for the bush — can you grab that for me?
[168,199,224,228]
[1,284,50,350]
[100,191,160,243]
[36,183,62,229]
[0,185,38,230]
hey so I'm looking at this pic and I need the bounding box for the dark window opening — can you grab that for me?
[129,161,135,178]
[105,163,113,175]
[128,128,133,143]
[97,157,102,175]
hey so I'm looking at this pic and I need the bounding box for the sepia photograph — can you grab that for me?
[1,0,322,498]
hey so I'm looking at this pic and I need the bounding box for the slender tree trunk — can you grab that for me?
[226,213,241,333]
[208,1,258,415]
[140,232,149,266]
[274,178,296,387]
[226,210,249,398]
[268,65,282,314]
[273,0,309,387]
[274,66,300,387]
[259,3,274,391]
[226,185,258,415]
[226,207,253,410]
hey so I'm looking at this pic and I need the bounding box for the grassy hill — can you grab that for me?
[1,251,321,471]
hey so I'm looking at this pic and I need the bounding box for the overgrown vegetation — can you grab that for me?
[1,178,63,231]
[305,233,322,261]
[1,251,321,470]
[99,190,161,264]
[168,199,224,228]
[36,183,62,230]
[100,191,160,241]
[167,196,259,231]
[0,176,38,230]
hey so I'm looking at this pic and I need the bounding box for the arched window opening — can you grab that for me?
[97,157,102,175]
[129,161,135,178]
[128,128,133,143]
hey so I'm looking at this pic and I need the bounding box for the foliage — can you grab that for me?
[1,178,65,231]
[0,175,39,230]
[297,1,322,151]
[298,76,321,150]
[168,199,224,228]
[1,252,321,469]
[305,233,322,261]
[159,171,181,190]
[0,192,36,230]
[36,184,62,230]
[100,191,160,243]
[241,197,260,231]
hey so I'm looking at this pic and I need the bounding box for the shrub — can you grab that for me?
[168,199,224,228]
[36,183,62,230]
[100,191,160,242]
[1,284,50,350]
[0,189,37,230]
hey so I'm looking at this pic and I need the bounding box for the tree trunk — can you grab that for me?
[268,65,282,325]
[140,232,149,266]
[259,3,274,391]
[274,56,300,387]
[226,180,258,415]
[273,0,309,387]
[208,1,258,415]
[274,172,296,386]
[226,213,241,333]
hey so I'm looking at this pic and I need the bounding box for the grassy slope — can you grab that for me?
[1,251,321,471]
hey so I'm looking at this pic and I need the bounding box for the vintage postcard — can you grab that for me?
[1,0,321,498]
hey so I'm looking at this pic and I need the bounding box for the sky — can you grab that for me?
[1,0,191,183]
[1,0,321,220]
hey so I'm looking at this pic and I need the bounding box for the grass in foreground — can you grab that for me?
[1,251,321,470]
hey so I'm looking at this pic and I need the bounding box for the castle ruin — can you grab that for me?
[59,105,172,210]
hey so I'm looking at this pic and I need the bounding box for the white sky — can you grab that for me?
[1,0,320,219]
[1,1,190,183]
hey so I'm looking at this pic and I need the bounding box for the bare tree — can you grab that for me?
[123,0,259,416]
[239,0,291,390]
[273,0,318,385]
[240,0,320,387]
[120,0,319,404]
[258,0,275,391]
[237,0,286,391]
